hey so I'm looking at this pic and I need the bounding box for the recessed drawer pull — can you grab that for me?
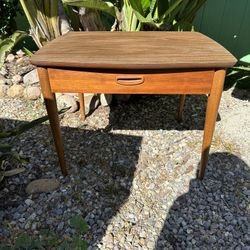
[116,75,144,86]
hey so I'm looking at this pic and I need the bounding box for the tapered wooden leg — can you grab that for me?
[78,93,85,121]
[176,94,186,122]
[199,69,226,179]
[37,67,68,176]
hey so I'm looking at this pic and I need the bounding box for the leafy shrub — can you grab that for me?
[63,0,206,31]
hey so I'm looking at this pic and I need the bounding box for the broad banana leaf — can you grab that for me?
[62,0,206,31]
[63,0,118,17]
[126,0,202,29]
[128,0,153,23]
[122,0,141,31]
[161,0,184,19]
[20,0,60,48]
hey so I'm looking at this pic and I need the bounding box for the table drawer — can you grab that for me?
[48,68,214,94]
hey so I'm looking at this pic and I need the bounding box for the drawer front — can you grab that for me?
[48,68,214,94]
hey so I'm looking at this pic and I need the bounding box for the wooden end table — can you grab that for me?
[31,32,236,179]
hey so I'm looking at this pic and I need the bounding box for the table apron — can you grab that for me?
[48,68,214,94]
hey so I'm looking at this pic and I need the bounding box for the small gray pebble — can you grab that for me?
[57,222,64,231]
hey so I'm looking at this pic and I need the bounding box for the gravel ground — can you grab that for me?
[0,86,249,249]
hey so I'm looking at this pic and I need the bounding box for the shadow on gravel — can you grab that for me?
[107,94,221,131]
[62,126,142,245]
[155,152,250,249]
[0,92,224,246]
[224,70,250,101]
[231,87,250,101]
[0,118,142,246]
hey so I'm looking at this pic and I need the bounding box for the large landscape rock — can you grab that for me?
[57,94,78,113]
[16,49,25,58]
[56,93,100,115]
[24,86,41,100]
[7,84,24,97]
[23,69,39,85]
[12,74,22,84]
[26,179,60,194]
[6,53,15,63]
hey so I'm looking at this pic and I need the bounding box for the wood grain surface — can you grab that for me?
[48,68,214,94]
[31,32,237,69]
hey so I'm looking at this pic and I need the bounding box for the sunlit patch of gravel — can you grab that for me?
[0,88,249,249]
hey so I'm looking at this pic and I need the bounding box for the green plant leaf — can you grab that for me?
[14,115,51,136]
[0,151,28,166]
[0,107,69,139]
[129,0,144,14]
[128,0,154,24]
[149,0,157,19]
[37,228,61,247]
[141,0,151,12]
[58,241,72,250]
[0,246,12,250]
[240,54,250,65]
[71,237,87,250]
[23,47,34,57]
[0,31,27,67]
[0,131,12,139]
[160,0,184,22]
[63,0,117,17]
[172,20,194,31]
[20,0,61,47]
[233,66,250,72]
[15,233,32,248]
[0,144,12,153]
[14,107,70,136]
[70,215,88,234]
[157,0,169,16]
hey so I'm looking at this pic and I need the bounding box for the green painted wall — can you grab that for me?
[194,0,250,59]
